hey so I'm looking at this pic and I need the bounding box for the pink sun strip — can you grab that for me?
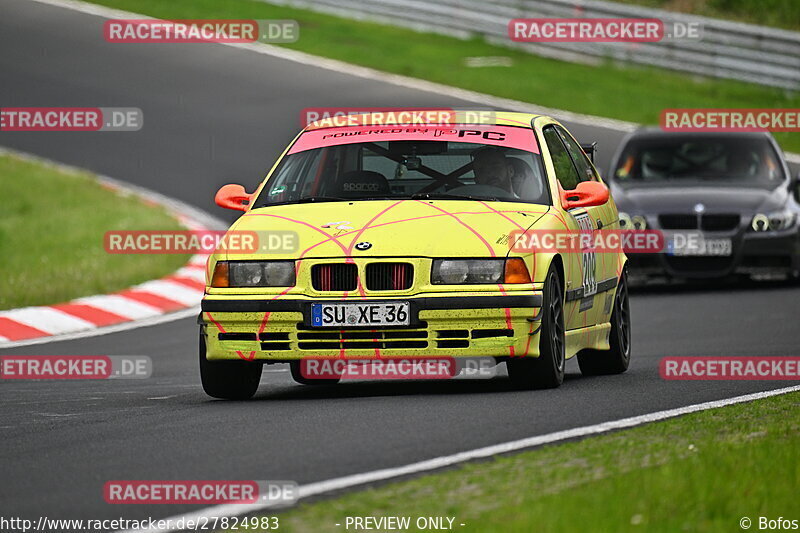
[288,124,540,155]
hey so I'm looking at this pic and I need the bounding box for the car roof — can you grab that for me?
[304,110,546,131]
[626,127,773,141]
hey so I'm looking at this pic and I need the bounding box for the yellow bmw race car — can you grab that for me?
[200,111,631,399]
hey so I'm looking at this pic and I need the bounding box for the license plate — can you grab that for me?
[668,236,732,257]
[310,302,410,327]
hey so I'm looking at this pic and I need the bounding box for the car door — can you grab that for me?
[554,126,618,298]
[541,125,601,329]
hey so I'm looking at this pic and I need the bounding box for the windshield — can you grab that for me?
[252,125,549,207]
[612,136,785,190]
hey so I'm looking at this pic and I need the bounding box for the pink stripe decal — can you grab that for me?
[289,125,539,155]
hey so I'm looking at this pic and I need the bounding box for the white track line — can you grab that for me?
[0,146,224,349]
[7,0,798,337]
[26,0,800,166]
[7,2,800,525]
[26,0,632,132]
[118,384,800,533]
[785,152,800,165]
[0,147,225,233]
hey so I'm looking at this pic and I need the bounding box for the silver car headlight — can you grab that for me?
[431,259,504,284]
[768,211,796,231]
[619,212,646,230]
[631,215,647,230]
[751,211,796,232]
[212,261,296,287]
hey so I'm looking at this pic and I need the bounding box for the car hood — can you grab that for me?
[612,184,788,214]
[224,200,549,259]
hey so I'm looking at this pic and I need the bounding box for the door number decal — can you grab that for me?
[573,211,597,299]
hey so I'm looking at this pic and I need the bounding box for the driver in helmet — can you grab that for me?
[472,147,516,193]
[641,149,673,180]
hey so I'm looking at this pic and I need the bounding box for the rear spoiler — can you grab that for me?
[581,142,597,163]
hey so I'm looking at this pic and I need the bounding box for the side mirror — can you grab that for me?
[561,181,610,210]
[580,142,597,164]
[215,184,252,212]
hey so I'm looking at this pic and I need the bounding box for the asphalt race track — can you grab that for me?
[1,0,799,525]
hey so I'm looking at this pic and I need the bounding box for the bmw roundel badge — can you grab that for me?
[355,242,372,251]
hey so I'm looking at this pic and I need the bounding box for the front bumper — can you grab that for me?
[200,294,543,361]
[627,229,800,279]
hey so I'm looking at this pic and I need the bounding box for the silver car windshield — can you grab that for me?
[613,137,785,190]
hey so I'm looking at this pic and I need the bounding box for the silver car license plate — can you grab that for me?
[669,235,732,257]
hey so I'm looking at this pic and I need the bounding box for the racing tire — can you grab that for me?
[577,269,632,376]
[506,265,566,390]
[290,360,341,385]
[199,333,263,400]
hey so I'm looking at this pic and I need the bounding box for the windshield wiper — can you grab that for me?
[295,196,348,203]
[410,192,499,202]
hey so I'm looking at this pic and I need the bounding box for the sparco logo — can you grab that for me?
[343,182,380,192]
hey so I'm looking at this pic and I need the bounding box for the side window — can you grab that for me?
[542,126,581,190]
[556,126,598,182]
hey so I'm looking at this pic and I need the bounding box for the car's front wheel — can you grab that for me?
[577,269,631,375]
[199,333,263,400]
[506,264,565,390]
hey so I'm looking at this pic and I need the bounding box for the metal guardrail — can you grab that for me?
[265,0,800,90]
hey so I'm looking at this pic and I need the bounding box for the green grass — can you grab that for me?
[0,154,190,310]
[614,0,800,32]
[85,0,800,153]
[248,391,799,533]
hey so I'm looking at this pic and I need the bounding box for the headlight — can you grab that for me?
[431,258,530,284]
[211,261,296,287]
[751,211,796,232]
[769,211,796,231]
[631,215,647,230]
[751,213,769,232]
[618,212,646,230]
